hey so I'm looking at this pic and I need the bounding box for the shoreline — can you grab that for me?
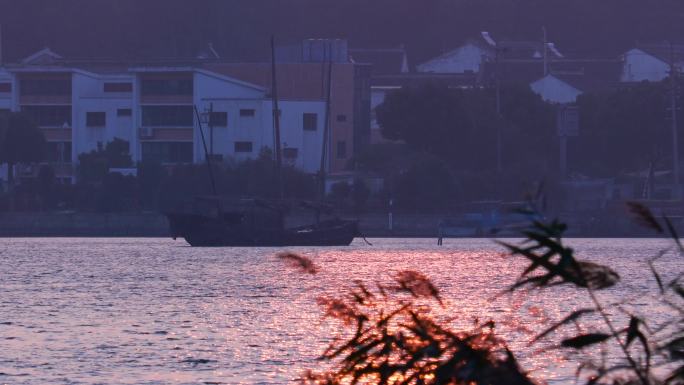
[0,212,671,238]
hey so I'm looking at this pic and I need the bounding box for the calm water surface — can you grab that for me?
[0,237,679,384]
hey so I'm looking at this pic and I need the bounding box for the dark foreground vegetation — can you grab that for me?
[279,201,684,385]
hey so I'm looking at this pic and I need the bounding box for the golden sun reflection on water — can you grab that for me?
[0,237,678,384]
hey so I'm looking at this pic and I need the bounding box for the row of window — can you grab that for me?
[39,139,346,165]
[20,79,178,96]
[20,79,72,96]
[140,141,345,159]
[142,106,193,127]
[104,83,133,93]
[22,105,72,127]
[141,79,193,96]
[20,105,330,133]
[142,142,193,163]
[223,140,346,158]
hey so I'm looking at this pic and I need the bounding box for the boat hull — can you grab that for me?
[166,213,358,247]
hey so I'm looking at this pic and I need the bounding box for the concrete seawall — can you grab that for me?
[0,212,171,237]
[0,212,441,238]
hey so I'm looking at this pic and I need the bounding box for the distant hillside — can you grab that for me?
[0,0,682,64]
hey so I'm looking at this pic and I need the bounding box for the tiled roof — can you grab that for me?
[634,42,684,64]
[482,57,622,92]
[371,73,479,88]
[204,62,349,100]
[349,48,408,75]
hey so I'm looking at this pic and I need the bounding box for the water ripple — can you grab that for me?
[0,237,676,384]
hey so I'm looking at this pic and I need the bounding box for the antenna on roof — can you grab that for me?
[208,43,220,59]
[481,31,497,47]
[547,43,564,58]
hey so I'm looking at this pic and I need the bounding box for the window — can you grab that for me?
[141,79,192,95]
[86,112,106,127]
[234,141,253,153]
[0,83,11,92]
[21,105,71,127]
[20,79,71,95]
[283,147,298,159]
[117,108,132,117]
[46,142,72,162]
[303,113,317,131]
[240,109,256,117]
[142,106,193,127]
[336,114,347,122]
[142,142,193,163]
[210,111,228,127]
[104,83,133,93]
[337,141,347,159]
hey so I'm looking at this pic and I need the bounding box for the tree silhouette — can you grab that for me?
[0,112,47,210]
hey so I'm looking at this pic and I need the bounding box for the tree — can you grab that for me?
[393,155,456,209]
[327,181,351,207]
[351,178,370,212]
[574,82,674,177]
[137,160,167,210]
[376,84,555,174]
[376,85,488,169]
[78,138,133,183]
[0,112,47,210]
[497,84,556,174]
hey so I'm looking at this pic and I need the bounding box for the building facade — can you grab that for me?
[0,46,370,184]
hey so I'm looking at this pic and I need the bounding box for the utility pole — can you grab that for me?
[270,36,283,200]
[495,46,502,174]
[669,42,680,194]
[481,31,503,174]
[542,26,548,77]
[319,56,333,201]
[209,102,214,158]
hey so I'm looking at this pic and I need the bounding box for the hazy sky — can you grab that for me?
[0,0,682,63]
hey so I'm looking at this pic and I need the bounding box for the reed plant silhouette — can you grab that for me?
[497,199,684,385]
[279,257,536,384]
[279,200,684,385]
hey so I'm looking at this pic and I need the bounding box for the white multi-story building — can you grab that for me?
[0,47,360,183]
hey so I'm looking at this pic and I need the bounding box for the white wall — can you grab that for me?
[621,49,671,83]
[195,98,326,173]
[2,68,329,174]
[530,75,582,104]
[195,71,326,173]
[417,43,491,74]
[72,73,135,160]
[195,98,267,163]
[276,100,326,173]
[194,71,266,163]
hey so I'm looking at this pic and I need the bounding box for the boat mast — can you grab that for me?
[318,46,333,201]
[194,105,218,196]
[270,36,284,200]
